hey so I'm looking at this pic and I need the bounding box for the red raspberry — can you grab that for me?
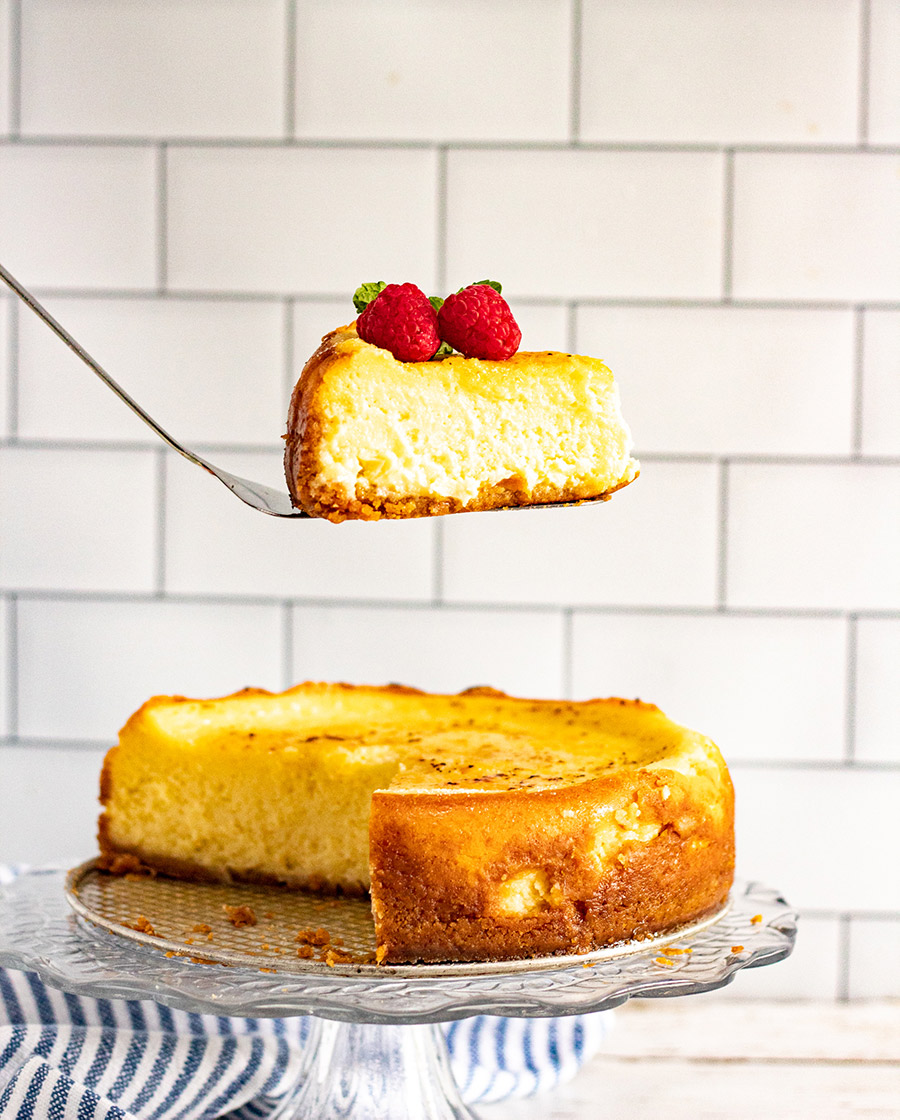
[356,283,440,362]
[437,284,522,360]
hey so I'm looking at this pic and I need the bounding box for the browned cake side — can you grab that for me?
[370,765,734,963]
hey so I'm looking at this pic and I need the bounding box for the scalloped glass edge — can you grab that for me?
[0,870,796,1025]
[63,858,731,980]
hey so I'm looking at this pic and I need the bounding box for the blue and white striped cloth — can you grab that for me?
[0,868,612,1118]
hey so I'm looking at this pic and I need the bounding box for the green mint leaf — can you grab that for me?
[353,281,386,314]
[428,295,444,313]
[471,279,502,294]
[430,341,454,360]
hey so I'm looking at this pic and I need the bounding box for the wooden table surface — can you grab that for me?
[480,1000,900,1119]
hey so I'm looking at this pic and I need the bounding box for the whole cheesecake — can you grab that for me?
[284,325,639,522]
[98,683,734,964]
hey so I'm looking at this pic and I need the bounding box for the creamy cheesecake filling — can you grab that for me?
[302,339,639,505]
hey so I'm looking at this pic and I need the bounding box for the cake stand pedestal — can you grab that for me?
[0,870,795,1120]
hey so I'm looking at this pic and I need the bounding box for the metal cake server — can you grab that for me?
[1,262,621,521]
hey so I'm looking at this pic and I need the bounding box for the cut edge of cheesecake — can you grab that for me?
[284,325,640,522]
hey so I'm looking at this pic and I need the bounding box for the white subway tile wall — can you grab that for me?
[862,310,900,455]
[446,148,725,299]
[848,918,900,1000]
[17,296,287,444]
[293,0,573,142]
[0,597,8,736]
[163,449,437,600]
[0,295,8,433]
[291,605,566,698]
[19,0,288,139]
[166,146,439,293]
[15,598,287,742]
[727,463,900,611]
[0,1,10,136]
[578,0,860,145]
[570,612,848,763]
[868,0,900,144]
[0,446,159,592]
[855,619,900,764]
[442,462,721,607]
[1,0,897,1000]
[577,305,856,456]
[0,145,158,288]
[1,746,107,865]
[732,153,900,302]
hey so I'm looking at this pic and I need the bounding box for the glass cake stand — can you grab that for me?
[0,867,796,1119]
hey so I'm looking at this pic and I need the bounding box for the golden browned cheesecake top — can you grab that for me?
[126,683,724,797]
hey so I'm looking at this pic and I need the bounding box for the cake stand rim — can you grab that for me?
[0,867,797,1024]
[62,858,735,980]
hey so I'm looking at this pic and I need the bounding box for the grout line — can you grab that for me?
[8,0,21,137]
[282,296,295,406]
[0,437,284,455]
[851,306,866,456]
[432,519,444,605]
[8,287,900,314]
[569,0,583,143]
[641,451,900,466]
[721,149,735,301]
[858,0,872,145]
[4,587,900,622]
[5,593,18,739]
[155,143,168,292]
[4,134,900,155]
[435,145,449,291]
[837,913,852,1002]
[716,459,729,608]
[728,758,900,772]
[566,301,578,352]
[561,608,574,699]
[844,614,859,763]
[6,297,18,439]
[284,0,297,139]
[796,906,900,921]
[0,737,112,753]
[282,600,294,688]
[154,449,167,595]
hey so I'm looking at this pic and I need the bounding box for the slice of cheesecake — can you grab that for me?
[284,325,639,522]
[98,682,734,964]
